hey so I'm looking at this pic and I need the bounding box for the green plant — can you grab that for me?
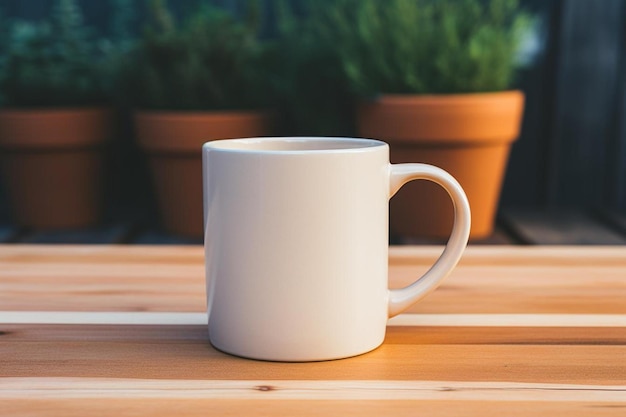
[269,0,355,135]
[0,0,109,107]
[123,0,267,111]
[309,0,533,96]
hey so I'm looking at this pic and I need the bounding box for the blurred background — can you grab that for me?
[0,0,625,244]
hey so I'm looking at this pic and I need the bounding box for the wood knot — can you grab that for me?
[0,331,9,336]
[255,385,275,392]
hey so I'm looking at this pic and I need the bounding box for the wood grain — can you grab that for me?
[1,378,624,401]
[1,324,624,384]
[3,311,626,327]
[3,399,625,417]
[1,245,626,314]
[0,245,625,416]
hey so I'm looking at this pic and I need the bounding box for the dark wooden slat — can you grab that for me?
[547,0,625,207]
[131,230,203,245]
[19,224,134,244]
[501,0,561,207]
[612,3,626,211]
[597,210,626,237]
[500,209,626,245]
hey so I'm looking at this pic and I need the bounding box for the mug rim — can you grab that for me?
[203,137,387,154]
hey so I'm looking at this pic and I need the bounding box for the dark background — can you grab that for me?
[1,0,625,234]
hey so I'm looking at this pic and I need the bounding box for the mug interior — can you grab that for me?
[205,137,385,152]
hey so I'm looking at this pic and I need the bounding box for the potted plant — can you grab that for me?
[124,0,272,237]
[0,0,112,230]
[312,0,530,239]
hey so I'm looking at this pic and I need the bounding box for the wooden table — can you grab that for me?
[1,245,625,416]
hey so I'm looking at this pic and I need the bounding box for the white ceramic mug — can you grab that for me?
[203,137,470,361]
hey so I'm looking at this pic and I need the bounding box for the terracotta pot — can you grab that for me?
[357,91,525,239]
[0,108,110,229]
[134,110,272,237]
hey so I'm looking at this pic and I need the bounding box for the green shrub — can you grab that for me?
[122,0,268,111]
[269,0,355,135]
[309,0,533,96]
[0,0,110,107]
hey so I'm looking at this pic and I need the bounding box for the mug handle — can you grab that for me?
[387,163,471,317]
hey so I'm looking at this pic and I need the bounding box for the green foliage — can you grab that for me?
[308,0,533,96]
[269,0,355,135]
[122,0,268,111]
[97,0,137,102]
[108,0,137,47]
[0,0,109,107]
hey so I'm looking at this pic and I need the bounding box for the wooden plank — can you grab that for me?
[2,399,625,417]
[2,323,626,345]
[1,245,626,314]
[3,312,626,328]
[500,209,626,244]
[0,324,624,384]
[2,244,623,267]
[0,378,625,402]
[0,244,204,262]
